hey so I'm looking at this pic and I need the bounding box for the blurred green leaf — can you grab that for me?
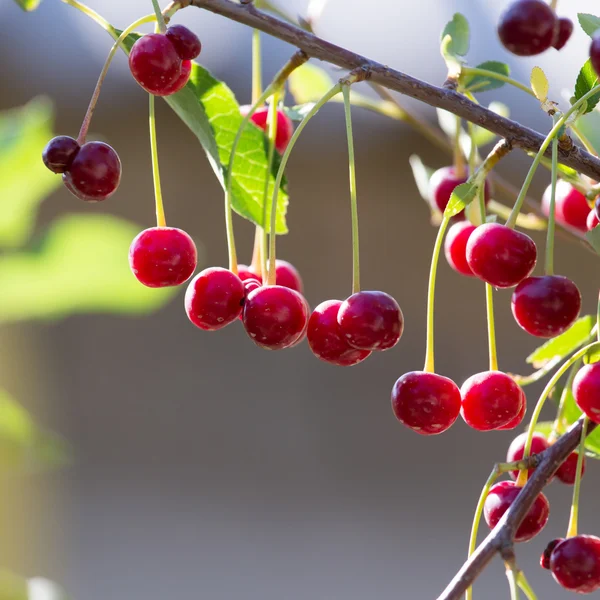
[530,66,549,102]
[469,102,510,147]
[463,61,510,93]
[572,59,600,115]
[586,223,600,255]
[0,98,60,248]
[583,341,600,364]
[578,13,600,38]
[289,63,334,104]
[281,103,316,121]
[13,0,42,11]
[440,13,470,57]
[0,571,27,600]
[0,214,178,323]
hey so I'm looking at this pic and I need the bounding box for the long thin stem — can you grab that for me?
[545,118,559,275]
[252,29,262,104]
[461,67,535,98]
[266,93,281,285]
[151,0,168,32]
[517,573,538,600]
[485,284,498,371]
[550,360,581,440]
[61,0,113,32]
[343,85,361,295]
[571,124,597,156]
[506,567,520,600]
[149,95,167,228]
[454,115,466,178]
[566,416,589,538]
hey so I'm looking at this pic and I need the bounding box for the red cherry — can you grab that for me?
[242,285,308,350]
[511,275,581,338]
[542,181,590,233]
[506,431,550,479]
[160,59,191,95]
[444,221,476,276]
[466,223,537,288]
[129,33,182,96]
[428,166,490,215]
[591,32,600,77]
[391,371,461,435]
[573,362,600,423]
[237,264,262,283]
[497,390,527,430]
[240,105,294,153]
[497,0,557,56]
[307,300,371,366]
[550,536,600,593]
[238,278,261,321]
[42,135,80,173]
[484,480,549,542]
[129,227,197,288]
[556,451,586,485]
[587,209,599,231]
[552,18,573,51]
[460,371,524,431]
[165,24,201,60]
[185,267,245,331]
[272,259,303,293]
[337,291,403,351]
[62,141,121,202]
[541,538,564,570]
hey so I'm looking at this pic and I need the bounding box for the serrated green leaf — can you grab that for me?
[572,59,600,115]
[526,316,594,368]
[0,98,61,249]
[530,66,549,102]
[578,13,600,38]
[440,13,470,57]
[444,182,477,218]
[288,63,334,104]
[0,214,179,323]
[586,224,600,254]
[13,0,41,11]
[583,341,600,364]
[462,61,510,93]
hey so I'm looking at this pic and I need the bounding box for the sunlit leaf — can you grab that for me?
[444,182,477,217]
[530,66,549,102]
[572,59,600,115]
[288,63,334,104]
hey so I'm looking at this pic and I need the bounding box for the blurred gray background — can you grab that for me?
[1,0,600,598]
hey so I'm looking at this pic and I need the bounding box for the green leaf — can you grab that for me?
[13,0,41,11]
[440,13,470,57]
[0,214,179,323]
[0,98,61,248]
[0,571,27,600]
[288,63,334,104]
[462,61,510,93]
[572,59,600,115]
[586,224,600,255]
[444,182,477,218]
[583,341,600,365]
[408,155,434,203]
[281,103,316,121]
[530,66,549,102]
[578,13,600,38]
[117,32,288,234]
[526,316,594,368]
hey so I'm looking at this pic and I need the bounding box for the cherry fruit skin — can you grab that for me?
[307,300,371,366]
[272,259,303,293]
[444,221,476,276]
[42,135,80,173]
[541,538,564,570]
[587,210,599,231]
[553,18,573,51]
[511,275,581,338]
[237,264,262,283]
[129,33,182,95]
[497,390,526,430]
[185,267,245,331]
[497,0,557,56]
[243,285,308,350]
[484,480,549,542]
[466,223,537,288]
[542,181,590,233]
[337,291,403,351]
[165,24,201,60]
[460,371,524,431]
[428,166,490,215]
[129,227,197,288]
[550,536,600,593]
[62,141,121,201]
[556,451,585,485]
[506,431,549,479]
[591,33,600,78]
[391,371,461,435]
[160,59,191,95]
[573,362,600,424]
[240,105,294,153]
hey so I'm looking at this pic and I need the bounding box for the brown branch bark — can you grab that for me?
[187,0,600,181]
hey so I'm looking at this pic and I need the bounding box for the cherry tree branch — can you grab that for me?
[187,0,600,181]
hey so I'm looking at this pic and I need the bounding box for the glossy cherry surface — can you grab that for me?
[497,390,526,430]
[428,166,490,215]
[573,362,600,424]
[591,32,600,77]
[466,223,537,288]
[62,141,121,201]
[165,24,201,60]
[444,221,476,276]
[42,135,80,173]
[129,33,182,95]
[553,18,573,50]
[160,59,191,95]
[542,181,590,233]
[272,259,303,293]
[550,535,600,593]
[307,300,371,366]
[484,480,549,542]
[541,538,564,570]
[185,267,245,330]
[511,275,581,338]
[556,451,585,485]
[506,431,549,479]
[241,105,294,153]
[391,371,461,435]
[237,264,262,283]
[129,227,197,288]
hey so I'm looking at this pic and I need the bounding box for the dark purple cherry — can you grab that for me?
[552,18,573,51]
[573,362,600,424]
[511,275,581,338]
[498,0,557,56]
[160,59,191,95]
[550,536,600,593]
[166,24,201,60]
[444,221,476,276]
[42,135,80,173]
[506,431,549,479]
[591,32,600,78]
[541,538,564,570]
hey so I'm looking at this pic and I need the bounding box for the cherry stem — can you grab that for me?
[453,115,466,178]
[266,93,281,286]
[545,117,559,276]
[424,215,450,373]
[151,0,168,32]
[252,29,262,104]
[76,14,157,145]
[343,85,361,295]
[506,565,520,600]
[550,359,582,441]
[515,343,597,487]
[148,95,167,228]
[516,573,538,600]
[550,0,558,10]
[461,67,535,98]
[566,416,589,538]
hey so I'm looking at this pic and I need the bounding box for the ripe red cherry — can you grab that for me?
[42,135,80,173]
[185,267,245,331]
[129,227,197,287]
[160,59,191,95]
[237,264,262,283]
[497,390,527,430]
[484,480,549,542]
[428,166,490,215]
[552,18,573,51]
[243,285,308,350]
[466,223,537,288]
[238,278,261,321]
[391,371,461,435]
[460,371,524,431]
[506,431,549,479]
[511,275,581,338]
[444,221,476,276]
[542,181,590,233]
[272,259,303,293]
[591,32,600,77]
[541,538,564,570]
[573,362,600,423]
[307,300,371,366]
[587,210,599,231]
[550,536,600,593]
[129,33,182,95]
[165,24,201,60]
[556,451,586,485]
[240,105,294,153]
[62,141,121,201]
[497,0,557,56]
[337,291,403,351]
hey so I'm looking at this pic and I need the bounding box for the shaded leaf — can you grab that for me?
[444,182,477,217]
[578,13,600,38]
[281,103,316,121]
[572,59,600,115]
[440,13,470,57]
[530,66,549,102]
[586,224,600,255]
[462,61,510,93]
[583,341,600,365]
